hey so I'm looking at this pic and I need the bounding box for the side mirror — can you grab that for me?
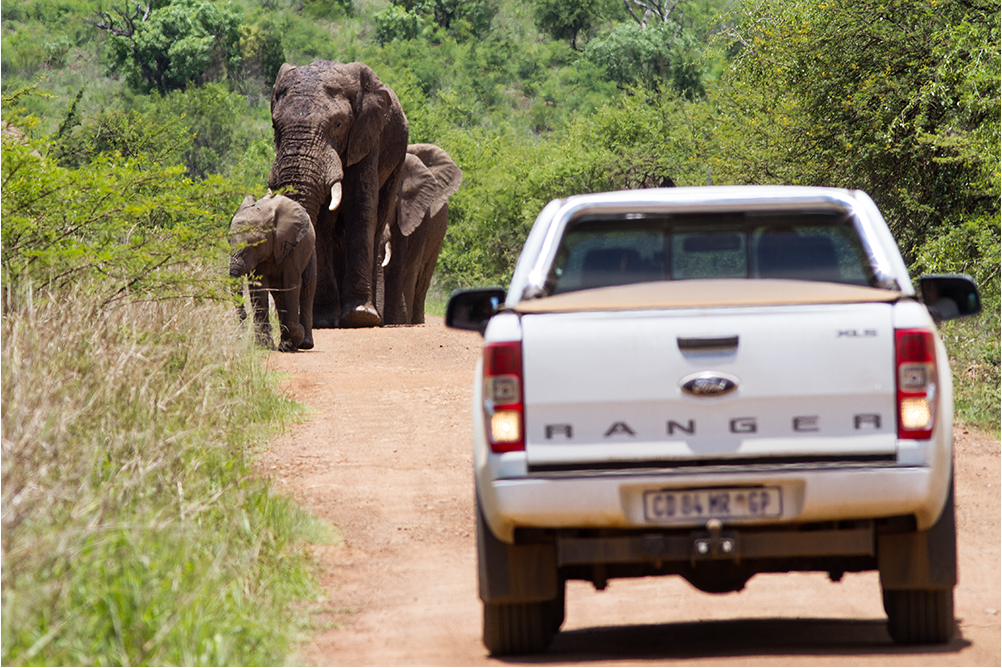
[919,274,981,321]
[445,287,507,334]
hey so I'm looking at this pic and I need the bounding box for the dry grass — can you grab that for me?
[1,285,328,665]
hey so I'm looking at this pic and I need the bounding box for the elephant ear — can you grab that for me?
[409,144,463,219]
[272,195,313,264]
[346,64,391,168]
[398,153,438,237]
[229,194,261,239]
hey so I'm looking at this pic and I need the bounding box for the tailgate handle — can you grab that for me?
[678,336,739,352]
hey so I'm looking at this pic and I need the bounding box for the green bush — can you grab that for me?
[2,137,237,307]
[584,21,705,97]
[103,0,243,95]
[374,4,424,44]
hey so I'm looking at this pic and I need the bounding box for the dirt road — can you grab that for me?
[259,319,1000,666]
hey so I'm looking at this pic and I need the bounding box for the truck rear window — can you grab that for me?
[546,210,875,295]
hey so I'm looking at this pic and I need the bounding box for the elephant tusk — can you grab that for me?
[381,241,392,268]
[329,182,342,211]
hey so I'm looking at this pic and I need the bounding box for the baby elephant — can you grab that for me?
[229,194,316,351]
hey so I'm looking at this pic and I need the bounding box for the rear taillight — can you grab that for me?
[483,341,524,453]
[895,329,938,440]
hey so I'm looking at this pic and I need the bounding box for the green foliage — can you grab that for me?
[151,84,266,180]
[103,0,243,95]
[531,0,615,49]
[237,17,286,86]
[299,0,353,21]
[715,0,999,256]
[52,102,191,168]
[49,83,272,184]
[2,113,241,308]
[374,4,425,44]
[938,312,1001,432]
[371,0,500,43]
[584,21,705,96]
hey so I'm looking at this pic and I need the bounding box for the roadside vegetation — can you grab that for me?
[2,0,998,663]
[2,118,337,664]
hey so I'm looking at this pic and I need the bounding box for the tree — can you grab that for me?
[92,0,242,95]
[532,0,616,49]
[622,0,682,28]
[584,21,703,96]
[715,0,999,258]
[237,19,285,86]
[374,0,498,41]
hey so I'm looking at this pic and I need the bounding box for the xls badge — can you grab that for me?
[680,372,739,398]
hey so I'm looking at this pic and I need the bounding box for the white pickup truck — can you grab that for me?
[446,186,981,656]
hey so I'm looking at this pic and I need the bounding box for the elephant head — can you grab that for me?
[397,144,463,237]
[268,60,409,329]
[382,144,463,325]
[229,193,316,351]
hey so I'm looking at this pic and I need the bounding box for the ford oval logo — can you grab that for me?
[680,372,739,398]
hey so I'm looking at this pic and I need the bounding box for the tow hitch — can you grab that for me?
[691,519,739,563]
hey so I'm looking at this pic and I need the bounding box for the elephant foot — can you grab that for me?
[299,334,314,350]
[278,339,299,352]
[339,304,381,328]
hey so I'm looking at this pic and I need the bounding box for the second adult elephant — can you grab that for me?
[269,60,408,328]
[382,144,463,325]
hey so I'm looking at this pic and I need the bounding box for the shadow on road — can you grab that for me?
[505,618,970,663]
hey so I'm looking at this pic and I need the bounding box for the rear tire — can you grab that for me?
[483,600,556,656]
[883,588,955,645]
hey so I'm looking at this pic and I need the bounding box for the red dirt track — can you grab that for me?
[259,319,1000,666]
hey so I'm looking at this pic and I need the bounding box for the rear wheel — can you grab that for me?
[883,588,955,645]
[483,600,556,656]
[476,490,561,655]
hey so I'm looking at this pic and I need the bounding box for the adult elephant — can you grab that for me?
[268,60,408,328]
[382,144,463,325]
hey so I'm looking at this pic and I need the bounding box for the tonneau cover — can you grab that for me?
[513,279,902,314]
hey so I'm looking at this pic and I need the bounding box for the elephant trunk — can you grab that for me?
[269,138,344,224]
[229,253,249,279]
[230,255,249,322]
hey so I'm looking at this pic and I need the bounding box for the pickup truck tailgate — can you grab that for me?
[520,303,897,470]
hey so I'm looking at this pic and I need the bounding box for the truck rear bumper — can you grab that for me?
[482,464,947,543]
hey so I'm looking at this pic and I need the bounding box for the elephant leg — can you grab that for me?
[273,283,305,353]
[412,252,438,325]
[382,223,410,325]
[412,206,449,324]
[249,280,274,349]
[339,157,382,328]
[401,245,423,325]
[299,252,316,350]
[375,157,403,319]
[312,212,341,329]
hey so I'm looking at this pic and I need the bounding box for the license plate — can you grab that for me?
[643,487,782,523]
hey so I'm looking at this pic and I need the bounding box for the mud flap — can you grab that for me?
[877,471,957,590]
[476,494,558,604]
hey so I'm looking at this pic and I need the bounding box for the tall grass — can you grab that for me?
[1,285,330,666]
